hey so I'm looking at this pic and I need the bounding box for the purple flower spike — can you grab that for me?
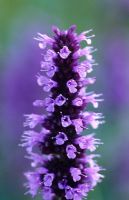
[74,65,87,78]
[22,26,104,199]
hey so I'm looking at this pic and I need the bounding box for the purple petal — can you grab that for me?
[75,134,102,151]
[55,132,68,145]
[66,144,77,159]
[72,97,83,106]
[43,187,55,200]
[59,46,71,59]
[61,115,72,127]
[44,49,56,62]
[55,94,67,106]
[70,167,81,182]
[44,173,55,187]
[65,186,73,199]
[40,61,51,71]
[72,118,83,133]
[45,97,55,112]
[46,65,57,77]
[84,165,104,188]
[24,172,40,197]
[36,74,49,86]
[43,79,57,92]
[33,100,44,107]
[24,114,45,129]
[58,179,67,189]
[66,79,77,93]
[34,33,54,49]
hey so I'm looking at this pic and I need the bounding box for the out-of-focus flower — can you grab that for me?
[104,34,129,111]
[2,26,48,197]
[3,28,47,135]
[21,25,104,200]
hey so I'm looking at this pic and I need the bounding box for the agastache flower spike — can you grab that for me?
[21,25,104,200]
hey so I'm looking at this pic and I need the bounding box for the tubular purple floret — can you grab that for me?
[22,25,104,200]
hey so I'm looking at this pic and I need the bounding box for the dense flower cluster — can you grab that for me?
[21,25,104,200]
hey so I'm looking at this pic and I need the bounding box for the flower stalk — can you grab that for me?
[21,25,104,200]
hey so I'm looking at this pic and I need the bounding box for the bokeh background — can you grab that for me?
[1,0,129,200]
